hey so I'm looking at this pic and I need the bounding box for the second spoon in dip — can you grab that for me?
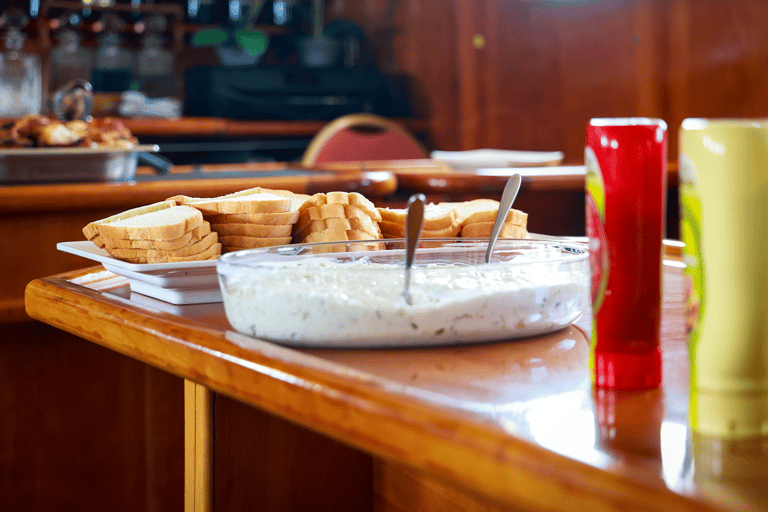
[485,173,522,264]
[403,193,426,305]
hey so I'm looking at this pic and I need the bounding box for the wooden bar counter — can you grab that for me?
[22,247,767,512]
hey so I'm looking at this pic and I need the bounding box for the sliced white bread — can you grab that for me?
[378,220,461,238]
[461,208,528,228]
[123,243,222,264]
[294,203,375,230]
[377,203,456,231]
[211,223,293,238]
[105,232,219,262]
[297,229,384,254]
[300,229,375,244]
[292,216,381,243]
[175,192,293,215]
[100,222,212,251]
[94,205,204,241]
[448,199,502,224]
[204,211,300,226]
[219,235,292,250]
[299,192,381,222]
[83,199,177,246]
[169,187,308,216]
[461,222,528,239]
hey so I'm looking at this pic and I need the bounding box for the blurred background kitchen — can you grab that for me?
[3,0,766,166]
[2,0,428,165]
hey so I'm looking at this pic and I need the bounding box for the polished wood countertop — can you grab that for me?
[24,250,765,512]
[313,159,680,194]
[0,117,428,139]
[0,163,397,215]
[120,117,429,139]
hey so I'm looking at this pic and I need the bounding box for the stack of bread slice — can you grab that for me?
[377,203,461,239]
[450,199,528,239]
[376,199,528,240]
[83,200,221,263]
[82,188,531,264]
[170,187,308,253]
[292,192,383,251]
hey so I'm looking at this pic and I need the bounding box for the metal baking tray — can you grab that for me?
[0,144,161,184]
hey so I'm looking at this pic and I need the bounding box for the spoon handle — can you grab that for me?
[485,173,522,264]
[403,193,426,305]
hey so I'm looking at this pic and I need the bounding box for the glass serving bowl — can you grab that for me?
[217,238,589,348]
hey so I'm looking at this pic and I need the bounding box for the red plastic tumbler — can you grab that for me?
[585,118,667,390]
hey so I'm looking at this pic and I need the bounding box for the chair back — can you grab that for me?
[301,113,427,166]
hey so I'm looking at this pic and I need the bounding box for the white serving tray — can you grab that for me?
[58,241,221,305]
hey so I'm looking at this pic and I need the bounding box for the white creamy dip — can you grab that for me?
[219,250,589,347]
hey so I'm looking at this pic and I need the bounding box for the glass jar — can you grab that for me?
[135,16,176,97]
[0,8,42,116]
[91,14,134,92]
[50,27,94,92]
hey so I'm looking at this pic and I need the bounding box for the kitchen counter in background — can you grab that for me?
[120,117,431,164]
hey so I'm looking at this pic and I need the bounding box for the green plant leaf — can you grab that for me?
[192,28,230,47]
[234,28,268,56]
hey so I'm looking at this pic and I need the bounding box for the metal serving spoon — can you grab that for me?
[403,193,426,305]
[485,173,522,263]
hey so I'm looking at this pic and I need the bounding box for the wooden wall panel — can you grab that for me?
[0,323,183,512]
[337,0,460,152]
[373,460,518,512]
[345,0,768,163]
[213,394,373,511]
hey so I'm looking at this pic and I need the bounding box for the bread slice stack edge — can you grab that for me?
[292,192,384,253]
[377,199,529,240]
[170,187,309,253]
[83,200,222,263]
[82,188,533,265]
[377,203,460,239]
[451,199,529,239]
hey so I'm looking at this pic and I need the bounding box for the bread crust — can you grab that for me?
[179,193,293,215]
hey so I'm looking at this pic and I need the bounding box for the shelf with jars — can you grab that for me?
[37,1,185,53]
